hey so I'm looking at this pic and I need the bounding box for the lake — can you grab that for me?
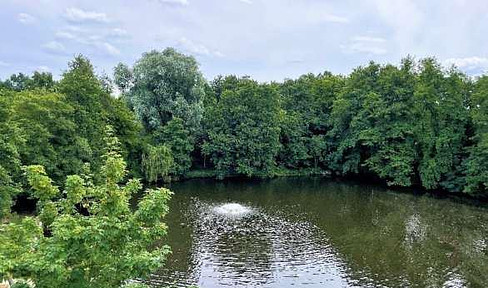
[145,177,488,287]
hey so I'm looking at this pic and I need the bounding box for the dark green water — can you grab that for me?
[147,177,488,288]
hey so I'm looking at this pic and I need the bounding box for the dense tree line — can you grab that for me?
[197,57,484,196]
[0,48,487,285]
[1,50,487,217]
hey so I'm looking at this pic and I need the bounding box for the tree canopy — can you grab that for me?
[202,77,281,178]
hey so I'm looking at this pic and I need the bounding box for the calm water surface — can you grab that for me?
[145,178,488,287]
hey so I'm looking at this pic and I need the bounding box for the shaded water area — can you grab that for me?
[146,177,488,287]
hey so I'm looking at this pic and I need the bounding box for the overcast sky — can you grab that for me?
[1,0,488,82]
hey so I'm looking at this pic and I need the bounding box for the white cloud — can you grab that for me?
[214,51,225,58]
[156,0,189,6]
[53,26,123,56]
[5,0,488,82]
[110,28,129,38]
[322,13,349,24]
[287,58,305,64]
[64,8,110,23]
[64,25,87,33]
[351,36,386,43]
[300,9,349,25]
[0,61,10,67]
[97,42,121,56]
[177,37,224,57]
[56,26,128,43]
[444,57,488,70]
[55,31,77,40]
[18,13,36,24]
[341,36,388,55]
[42,41,67,54]
[371,0,423,54]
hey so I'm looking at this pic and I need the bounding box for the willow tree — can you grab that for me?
[154,118,194,175]
[141,144,173,183]
[114,48,205,176]
[114,48,205,134]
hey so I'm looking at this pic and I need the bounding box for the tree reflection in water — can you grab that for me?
[146,178,488,287]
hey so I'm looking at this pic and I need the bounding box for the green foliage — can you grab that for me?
[102,96,144,178]
[0,55,145,219]
[1,49,488,220]
[326,58,472,190]
[413,59,469,190]
[56,55,143,181]
[113,49,206,178]
[0,71,54,91]
[0,90,23,217]
[328,62,383,175]
[57,55,107,167]
[465,76,488,194]
[203,77,281,178]
[183,169,218,179]
[11,90,89,182]
[0,127,172,288]
[115,48,205,134]
[361,60,418,187]
[120,283,150,288]
[194,58,485,195]
[113,63,133,93]
[141,144,173,183]
[0,166,19,219]
[155,118,194,175]
[279,72,344,169]
[11,280,34,288]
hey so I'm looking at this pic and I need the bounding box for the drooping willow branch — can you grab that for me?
[142,144,173,183]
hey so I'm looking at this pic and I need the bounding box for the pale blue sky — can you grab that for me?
[1,0,488,81]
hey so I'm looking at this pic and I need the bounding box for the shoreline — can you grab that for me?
[172,168,488,206]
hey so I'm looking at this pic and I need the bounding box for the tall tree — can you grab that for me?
[115,48,205,134]
[57,56,107,169]
[328,62,382,175]
[279,72,343,170]
[465,75,488,194]
[361,59,418,186]
[0,89,23,218]
[58,55,142,179]
[10,90,89,183]
[413,59,469,190]
[202,78,281,178]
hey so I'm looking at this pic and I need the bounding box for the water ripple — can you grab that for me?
[148,200,369,288]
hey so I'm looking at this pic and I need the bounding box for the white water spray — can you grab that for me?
[213,203,252,217]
